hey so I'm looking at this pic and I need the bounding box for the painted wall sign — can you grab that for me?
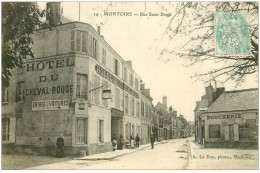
[95,64,139,99]
[25,85,73,96]
[32,99,69,111]
[206,114,242,120]
[26,58,75,71]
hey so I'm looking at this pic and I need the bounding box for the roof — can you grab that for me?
[206,88,258,113]
[155,102,170,114]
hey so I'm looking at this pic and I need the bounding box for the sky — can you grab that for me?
[38,2,258,121]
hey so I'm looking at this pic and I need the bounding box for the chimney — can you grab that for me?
[46,2,61,27]
[140,84,145,90]
[126,61,132,68]
[97,26,101,35]
[205,84,214,106]
[162,96,167,108]
[144,89,150,96]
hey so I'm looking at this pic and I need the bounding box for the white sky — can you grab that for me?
[38,2,258,121]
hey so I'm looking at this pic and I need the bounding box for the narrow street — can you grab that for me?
[2,138,258,170]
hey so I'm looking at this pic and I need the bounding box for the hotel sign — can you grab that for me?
[95,64,139,99]
[32,99,69,111]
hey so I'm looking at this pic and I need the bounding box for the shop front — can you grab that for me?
[202,111,258,148]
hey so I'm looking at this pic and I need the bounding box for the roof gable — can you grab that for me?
[206,88,258,113]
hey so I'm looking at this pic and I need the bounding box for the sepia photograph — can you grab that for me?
[1,1,259,170]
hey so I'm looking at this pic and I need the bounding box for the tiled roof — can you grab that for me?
[198,99,209,109]
[206,88,258,113]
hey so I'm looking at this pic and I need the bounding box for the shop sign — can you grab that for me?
[95,64,139,99]
[207,113,242,120]
[32,99,69,111]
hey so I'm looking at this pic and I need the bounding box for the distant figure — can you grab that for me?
[135,134,140,148]
[117,135,124,150]
[56,134,65,158]
[150,133,155,149]
[111,134,117,151]
[130,133,135,148]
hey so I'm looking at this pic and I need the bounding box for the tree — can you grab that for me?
[2,2,46,87]
[160,2,258,86]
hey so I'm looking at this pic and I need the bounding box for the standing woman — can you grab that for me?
[56,134,65,158]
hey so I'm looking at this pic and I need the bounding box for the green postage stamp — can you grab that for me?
[215,12,250,56]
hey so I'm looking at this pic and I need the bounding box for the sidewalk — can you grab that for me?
[187,139,258,170]
[77,140,168,161]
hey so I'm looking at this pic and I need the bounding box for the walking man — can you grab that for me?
[135,134,140,148]
[150,133,155,149]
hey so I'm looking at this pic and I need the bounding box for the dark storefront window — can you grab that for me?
[209,125,220,138]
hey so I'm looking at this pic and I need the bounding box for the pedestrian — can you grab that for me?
[135,134,140,148]
[111,134,117,151]
[56,134,65,158]
[150,133,155,149]
[117,135,124,150]
[130,133,135,148]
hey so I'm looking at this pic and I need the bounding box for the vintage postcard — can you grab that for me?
[1,1,258,170]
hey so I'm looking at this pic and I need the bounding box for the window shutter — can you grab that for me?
[96,41,100,61]
[89,35,93,56]
[234,124,239,141]
[9,118,16,143]
[224,125,229,141]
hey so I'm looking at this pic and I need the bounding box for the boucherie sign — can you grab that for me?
[32,99,69,111]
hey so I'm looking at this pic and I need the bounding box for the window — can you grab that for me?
[102,48,106,65]
[93,37,98,60]
[131,98,135,116]
[124,67,128,82]
[130,73,133,87]
[71,31,75,51]
[76,74,88,99]
[71,31,87,53]
[114,59,119,76]
[76,118,87,144]
[125,94,129,114]
[131,124,135,136]
[145,103,148,117]
[2,118,10,141]
[115,87,120,109]
[93,75,100,105]
[135,78,139,91]
[98,119,104,142]
[136,101,139,117]
[17,82,25,102]
[209,125,220,138]
[141,101,144,116]
[2,87,8,103]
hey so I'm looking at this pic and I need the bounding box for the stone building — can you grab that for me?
[194,83,225,144]
[140,84,153,144]
[201,88,258,148]
[2,2,144,156]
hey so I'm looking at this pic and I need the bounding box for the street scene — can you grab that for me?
[2,138,258,170]
[1,1,259,170]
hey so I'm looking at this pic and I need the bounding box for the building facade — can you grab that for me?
[201,89,258,148]
[2,3,144,156]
